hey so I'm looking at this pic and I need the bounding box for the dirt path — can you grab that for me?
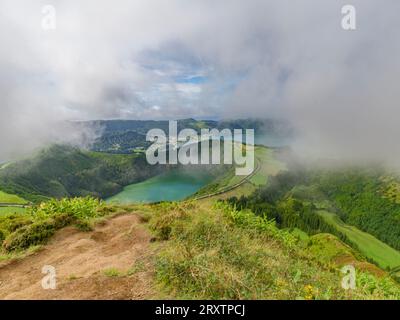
[0,213,156,300]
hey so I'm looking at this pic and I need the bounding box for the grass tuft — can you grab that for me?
[103,268,123,277]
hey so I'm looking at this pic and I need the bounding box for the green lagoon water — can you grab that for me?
[106,170,214,204]
[106,134,290,204]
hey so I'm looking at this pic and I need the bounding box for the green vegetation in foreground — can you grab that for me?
[1,195,400,299]
[103,268,123,277]
[149,201,400,299]
[0,197,113,252]
[0,190,28,204]
[317,210,400,269]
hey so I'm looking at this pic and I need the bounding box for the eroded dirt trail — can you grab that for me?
[0,213,156,300]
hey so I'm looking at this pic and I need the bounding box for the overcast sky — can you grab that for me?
[1,0,400,163]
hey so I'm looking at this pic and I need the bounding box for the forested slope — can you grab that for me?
[0,145,162,202]
[228,167,400,269]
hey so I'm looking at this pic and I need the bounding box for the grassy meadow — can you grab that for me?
[0,191,27,204]
[318,210,400,269]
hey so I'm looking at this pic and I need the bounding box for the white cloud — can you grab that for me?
[175,83,202,95]
[0,0,399,164]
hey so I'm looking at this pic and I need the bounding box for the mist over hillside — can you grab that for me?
[1,1,399,166]
[75,118,293,154]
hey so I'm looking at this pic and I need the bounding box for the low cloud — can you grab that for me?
[0,0,399,164]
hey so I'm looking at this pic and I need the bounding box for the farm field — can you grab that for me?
[317,210,400,269]
[0,207,26,215]
[0,191,27,204]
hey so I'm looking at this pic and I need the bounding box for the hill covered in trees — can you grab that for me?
[0,145,163,202]
[84,118,293,154]
[227,167,400,270]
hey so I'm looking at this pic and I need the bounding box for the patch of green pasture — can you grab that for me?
[317,210,400,269]
[249,147,286,186]
[0,191,28,204]
[0,207,27,215]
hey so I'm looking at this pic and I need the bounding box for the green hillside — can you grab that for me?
[0,190,27,204]
[317,210,400,269]
[192,146,285,198]
[1,142,400,298]
[1,197,399,299]
[0,191,28,216]
[0,143,231,204]
[83,118,292,154]
[228,167,400,272]
[91,130,150,154]
[0,145,163,202]
[314,169,400,251]
[0,207,26,215]
[148,201,400,299]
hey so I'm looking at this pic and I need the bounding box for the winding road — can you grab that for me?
[192,157,261,201]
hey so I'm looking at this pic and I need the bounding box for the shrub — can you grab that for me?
[29,197,103,221]
[2,213,75,252]
[74,220,93,232]
[2,197,105,252]
[103,268,122,277]
[215,201,298,248]
[0,214,32,234]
